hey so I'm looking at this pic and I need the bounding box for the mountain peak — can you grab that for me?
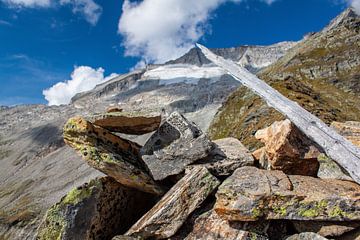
[323,7,359,32]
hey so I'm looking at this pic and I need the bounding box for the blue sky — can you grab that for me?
[0,0,351,106]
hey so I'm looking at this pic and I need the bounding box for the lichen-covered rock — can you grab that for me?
[292,221,360,238]
[36,177,156,240]
[89,111,161,135]
[63,116,164,195]
[140,112,214,180]
[215,166,360,221]
[184,210,268,240]
[255,120,320,176]
[331,121,360,147]
[190,137,254,176]
[126,167,220,239]
[285,232,329,240]
[317,154,353,181]
[112,236,140,240]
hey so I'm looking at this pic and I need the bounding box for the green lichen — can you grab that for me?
[328,206,353,219]
[37,205,66,240]
[273,205,287,216]
[251,207,262,219]
[298,208,319,218]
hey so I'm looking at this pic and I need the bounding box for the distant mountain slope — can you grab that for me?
[208,8,360,150]
[166,41,296,73]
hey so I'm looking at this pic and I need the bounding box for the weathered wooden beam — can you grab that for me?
[196,43,360,184]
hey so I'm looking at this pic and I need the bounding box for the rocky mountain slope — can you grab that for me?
[209,8,360,150]
[0,42,292,238]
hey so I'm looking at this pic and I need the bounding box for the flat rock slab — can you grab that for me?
[126,167,220,239]
[215,166,360,221]
[255,120,320,176]
[63,117,164,195]
[36,177,156,240]
[89,111,161,135]
[184,210,268,240]
[190,137,254,176]
[140,112,214,180]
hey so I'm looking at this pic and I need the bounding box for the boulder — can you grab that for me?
[331,121,360,147]
[215,166,360,221]
[89,111,161,135]
[285,232,328,240]
[184,210,268,240]
[317,154,353,181]
[190,137,254,176]
[36,177,156,240]
[126,167,220,239]
[140,112,214,181]
[63,116,164,195]
[255,119,321,176]
[316,121,360,181]
[292,221,360,238]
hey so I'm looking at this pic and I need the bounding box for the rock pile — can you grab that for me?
[36,112,360,240]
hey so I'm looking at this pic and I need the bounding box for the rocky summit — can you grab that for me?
[0,8,360,240]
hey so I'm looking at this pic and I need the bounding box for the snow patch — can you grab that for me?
[143,64,227,86]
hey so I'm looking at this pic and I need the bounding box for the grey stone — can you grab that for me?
[285,232,329,240]
[36,177,156,240]
[140,112,214,180]
[190,137,254,176]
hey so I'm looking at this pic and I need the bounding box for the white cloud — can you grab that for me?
[350,0,360,14]
[59,0,102,25]
[1,0,102,25]
[1,0,50,7]
[43,66,118,106]
[118,0,277,64]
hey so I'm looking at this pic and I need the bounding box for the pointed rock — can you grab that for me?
[292,221,360,238]
[190,137,254,176]
[63,116,164,195]
[126,167,220,239]
[215,167,360,221]
[89,111,161,135]
[255,120,320,176]
[36,177,156,240]
[140,112,214,180]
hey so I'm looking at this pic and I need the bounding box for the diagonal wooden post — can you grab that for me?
[196,43,360,184]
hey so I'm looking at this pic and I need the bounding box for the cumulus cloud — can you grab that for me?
[1,0,50,7]
[1,0,102,25]
[59,0,102,25]
[43,66,118,106]
[349,0,360,14]
[118,0,277,64]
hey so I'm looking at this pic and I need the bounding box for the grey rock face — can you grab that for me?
[36,177,156,240]
[140,112,214,180]
[126,167,220,239]
[285,232,329,240]
[190,137,254,176]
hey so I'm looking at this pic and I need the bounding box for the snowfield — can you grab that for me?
[143,64,227,85]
